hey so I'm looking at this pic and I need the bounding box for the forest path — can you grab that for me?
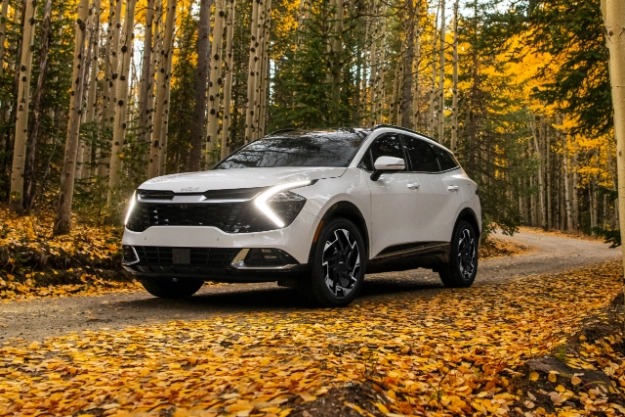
[0,230,619,341]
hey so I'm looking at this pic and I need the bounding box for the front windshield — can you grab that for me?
[215,131,367,169]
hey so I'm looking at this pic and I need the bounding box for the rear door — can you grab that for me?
[360,134,420,256]
[402,135,463,243]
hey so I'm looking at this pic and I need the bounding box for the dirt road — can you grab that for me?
[0,230,619,341]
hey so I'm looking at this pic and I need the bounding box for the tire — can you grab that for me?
[140,278,204,299]
[301,218,367,307]
[438,220,478,288]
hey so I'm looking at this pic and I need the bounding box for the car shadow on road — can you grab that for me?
[114,275,445,312]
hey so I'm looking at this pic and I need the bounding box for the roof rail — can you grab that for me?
[266,128,298,136]
[372,124,438,142]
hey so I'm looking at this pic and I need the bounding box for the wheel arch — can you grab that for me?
[456,207,481,240]
[308,201,370,263]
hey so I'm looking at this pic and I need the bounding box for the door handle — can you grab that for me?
[407,183,420,190]
[447,185,460,192]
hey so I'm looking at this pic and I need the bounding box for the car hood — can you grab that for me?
[139,167,347,192]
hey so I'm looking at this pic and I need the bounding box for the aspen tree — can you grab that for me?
[438,0,445,143]
[189,0,210,171]
[257,0,272,137]
[206,0,226,158]
[148,0,177,178]
[8,0,37,212]
[244,0,261,143]
[428,2,439,137]
[107,0,137,205]
[77,0,101,181]
[23,0,52,211]
[158,52,173,173]
[330,0,343,112]
[368,0,379,123]
[411,0,421,128]
[138,0,155,149]
[400,0,415,129]
[601,0,625,271]
[54,0,94,234]
[221,0,236,159]
[450,0,459,152]
[97,0,122,177]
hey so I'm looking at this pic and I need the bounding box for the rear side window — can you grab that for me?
[432,145,460,171]
[359,134,406,171]
[402,136,440,173]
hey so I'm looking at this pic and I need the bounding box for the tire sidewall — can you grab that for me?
[450,220,478,285]
[309,218,367,307]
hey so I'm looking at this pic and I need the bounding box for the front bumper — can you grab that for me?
[121,207,319,282]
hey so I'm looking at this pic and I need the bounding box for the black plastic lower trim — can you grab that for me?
[367,241,450,273]
[123,263,310,283]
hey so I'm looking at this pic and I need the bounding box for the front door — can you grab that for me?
[361,134,420,257]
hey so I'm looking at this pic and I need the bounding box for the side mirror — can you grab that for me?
[371,156,406,181]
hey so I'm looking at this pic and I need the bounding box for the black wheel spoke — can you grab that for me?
[457,228,477,280]
[322,229,361,298]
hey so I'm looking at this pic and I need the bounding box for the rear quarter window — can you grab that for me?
[432,146,460,171]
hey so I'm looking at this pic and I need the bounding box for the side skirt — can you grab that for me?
[367,242,450,274]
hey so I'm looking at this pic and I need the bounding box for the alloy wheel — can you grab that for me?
[322,229,361,298]
[457,228,477,280]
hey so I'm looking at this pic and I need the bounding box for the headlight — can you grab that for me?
[254,180,312,228]
[124,191,137,226]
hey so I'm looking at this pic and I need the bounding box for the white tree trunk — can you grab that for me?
[221,0,236,158]
[206,0,226,158]
[437,0,446,143]
[450,0,459,152]
[97,0,122,178]
[8,0,37,212]
[601,0,625,271]
[244,0,261,143]
[138,0,155,150]
[54,0,93,234]
[107,0,137,205]
[148,0,177,178]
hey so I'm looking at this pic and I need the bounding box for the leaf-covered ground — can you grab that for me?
[0,261,623,417]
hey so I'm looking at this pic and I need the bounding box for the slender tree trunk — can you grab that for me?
[438,0,446,143]
[148,0,177,178]
[244,0,261,143]
[138,0,155,152]
[601,0,625,280]
[76,0,101,182]
[159,48,174,173]
[81,0,101,181]
[530,114,547,229]
[411,0,421,128]
[257,0,272,137]
[107,0,137,205]
[221,0,235,159]
[206,0,226,158]
[23,0,52,212]
[54,0,93,234]
[563,129,573,231]
[97,0,122,178]
[429,2,439,137]
[8,0,37,212]
[330,0,343,119]
[450,0,459,152]
[188,0,210,171]
[546,123,552,230]
[572,149,579,231]
[400,0,415,129]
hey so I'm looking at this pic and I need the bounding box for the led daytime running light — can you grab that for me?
[254,181,312,228]
[124,191,137,226]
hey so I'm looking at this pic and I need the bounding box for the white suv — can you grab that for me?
[122,125,481,306]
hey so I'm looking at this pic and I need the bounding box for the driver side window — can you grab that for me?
[359,135,406,172]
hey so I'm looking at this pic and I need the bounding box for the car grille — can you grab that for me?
[133,246,240,267]
[126,202,276,233]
